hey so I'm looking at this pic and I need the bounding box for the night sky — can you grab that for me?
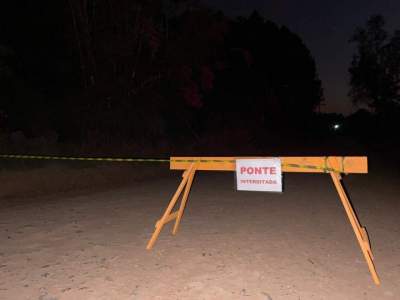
[202,0,400,115]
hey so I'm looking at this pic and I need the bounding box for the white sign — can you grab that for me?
[236,158,282,192]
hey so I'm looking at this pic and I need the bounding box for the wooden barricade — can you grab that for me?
[146,156,380,285]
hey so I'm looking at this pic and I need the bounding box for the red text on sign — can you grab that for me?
[240,166,277,175]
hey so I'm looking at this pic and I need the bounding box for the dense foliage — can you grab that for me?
[0,1,323,151]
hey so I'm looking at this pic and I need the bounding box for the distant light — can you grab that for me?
[333,123,340,130]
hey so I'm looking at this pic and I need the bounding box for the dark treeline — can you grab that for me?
[2,1,324,154]
[346,15,400,148]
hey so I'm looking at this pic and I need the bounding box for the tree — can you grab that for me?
[349,15,400,113]
[1,1,325,149]
[207,11,323,132]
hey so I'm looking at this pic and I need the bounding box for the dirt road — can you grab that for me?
[0,161,399,299]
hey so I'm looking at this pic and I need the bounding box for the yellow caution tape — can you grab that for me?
[0,154,342,173]
[0,154,169,163]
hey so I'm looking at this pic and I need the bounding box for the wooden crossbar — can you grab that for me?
[170,156,368,173]
[146,156,380,285]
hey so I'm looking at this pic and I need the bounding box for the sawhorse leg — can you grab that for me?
[330,171,380,285]
[146,163,196,250]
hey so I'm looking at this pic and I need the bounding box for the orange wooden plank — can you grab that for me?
[170,157,367,174]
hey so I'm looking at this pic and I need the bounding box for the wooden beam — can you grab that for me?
[170,157,367,174]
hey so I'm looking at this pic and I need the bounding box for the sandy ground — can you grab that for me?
[0,158,399,300]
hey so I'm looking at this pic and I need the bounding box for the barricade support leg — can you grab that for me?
[146,163,195,250]
[329,171,380,285]
[173,166,196,235]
